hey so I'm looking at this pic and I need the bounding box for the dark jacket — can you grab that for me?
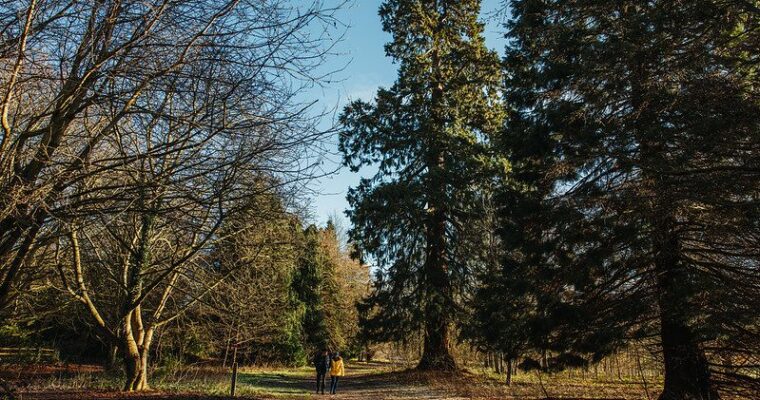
[313,353,331,372]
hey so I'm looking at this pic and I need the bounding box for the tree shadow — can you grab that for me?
[238,361,423,397]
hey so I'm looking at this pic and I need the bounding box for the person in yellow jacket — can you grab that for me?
[329,352,345,394]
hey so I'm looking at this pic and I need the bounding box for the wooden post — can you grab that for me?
[230,361,238,397]
[230,340,239,398]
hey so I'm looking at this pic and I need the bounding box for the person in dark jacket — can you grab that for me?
[313,348,331,394]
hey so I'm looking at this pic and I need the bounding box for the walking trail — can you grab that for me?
[240,362,468,400]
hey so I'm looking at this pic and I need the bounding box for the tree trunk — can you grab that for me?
[122,336,143,392]
[505,357,513,386]
[105,341,119,371]
[120,311,154,391]
[137,328,154,391]
[658,316,716,400]
[122,340,151,391]
[417,309,455,370]
[417,235,454,361]
[655,225,717,400]
[541,349,548,370]
[0,223,41,310]
[417,145,455,372]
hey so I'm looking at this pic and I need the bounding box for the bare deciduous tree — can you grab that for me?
[0,0,342,312]
[1,0,345,391]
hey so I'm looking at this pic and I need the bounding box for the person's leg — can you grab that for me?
[315,371,320,393]
[320,372,326,394]
[330,376,339,394]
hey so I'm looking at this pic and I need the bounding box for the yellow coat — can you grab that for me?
[330,357,345,377]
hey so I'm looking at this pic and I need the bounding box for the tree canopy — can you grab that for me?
[472,1,760,398]
[340,0,505,370]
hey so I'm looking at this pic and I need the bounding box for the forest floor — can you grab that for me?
[1,361,660,400]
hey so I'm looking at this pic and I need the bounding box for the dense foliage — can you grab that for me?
[1,193,367,369]
[472,1,760,398]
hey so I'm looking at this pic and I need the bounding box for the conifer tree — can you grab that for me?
[486,1,760,398]
[340,0,505,370]
[468,79,561,373]
[292,225,331,350]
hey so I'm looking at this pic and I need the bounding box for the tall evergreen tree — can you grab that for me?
[317,221,368,353]
[340,0,505,370]
[486,1,759,398]
[468,81,562,374]
[292,225,331,350]
[208,188,309,366]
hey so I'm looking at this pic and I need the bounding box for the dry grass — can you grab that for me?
[356,368,659,400]
[1,361,671,400]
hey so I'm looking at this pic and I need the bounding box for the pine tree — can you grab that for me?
[317,221,369,354]
[489,1,760,398]
[340,0,505,370]
[292,225,331,350]
[207,188,309,366]
[468,77,563,373]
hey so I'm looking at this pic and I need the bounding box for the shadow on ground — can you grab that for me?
[3,361,651,400]
[238,362,466,399]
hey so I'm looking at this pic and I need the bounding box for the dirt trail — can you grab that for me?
[236,362,650,400]
[242,362,465,400]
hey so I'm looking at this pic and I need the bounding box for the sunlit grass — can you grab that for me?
[5,360,673,399]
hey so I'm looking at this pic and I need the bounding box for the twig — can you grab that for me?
[536,370,550,399]
[635,346,652,400]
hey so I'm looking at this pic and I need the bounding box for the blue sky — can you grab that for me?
[307,0,508,225]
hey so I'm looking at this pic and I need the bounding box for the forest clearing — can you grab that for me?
[1,0,758,399]
[3,360,668,400]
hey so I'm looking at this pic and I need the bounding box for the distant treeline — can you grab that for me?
[2,206,366,368]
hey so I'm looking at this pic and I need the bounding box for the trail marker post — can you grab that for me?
[230,342,239,397]
[230,361,238,397]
